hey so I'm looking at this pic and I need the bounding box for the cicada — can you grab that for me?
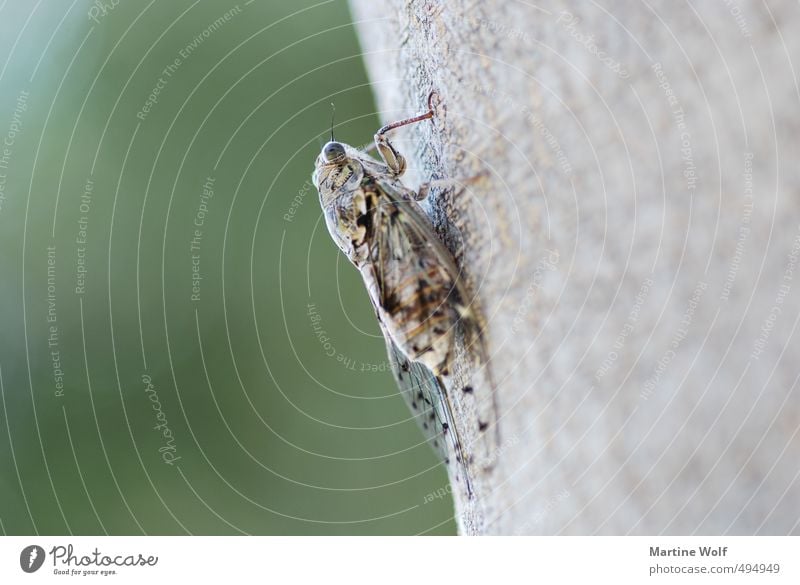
[312,94,494,498]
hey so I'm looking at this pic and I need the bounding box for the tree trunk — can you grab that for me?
[349,0,800,535]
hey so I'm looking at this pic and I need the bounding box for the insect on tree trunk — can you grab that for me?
[348,0,800,535]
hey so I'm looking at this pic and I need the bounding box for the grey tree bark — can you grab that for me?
[349,0,800,535]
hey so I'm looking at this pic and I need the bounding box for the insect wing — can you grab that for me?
[372,179,497,475]
[374,178,492,374]
[372,179,465,297]
[367,181,466,367]
[384,336,449,460]
[383,334,473,496]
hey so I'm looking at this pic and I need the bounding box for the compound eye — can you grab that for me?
[322,141,345,162]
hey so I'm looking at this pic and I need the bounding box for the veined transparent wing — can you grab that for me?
[384,335,473,498]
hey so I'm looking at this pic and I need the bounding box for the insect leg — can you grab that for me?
[374,92,437,176]
[415,174,488,201]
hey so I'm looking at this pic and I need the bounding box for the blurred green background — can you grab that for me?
[0,0,454,535]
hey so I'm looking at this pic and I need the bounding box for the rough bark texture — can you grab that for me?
[349,0,800,535]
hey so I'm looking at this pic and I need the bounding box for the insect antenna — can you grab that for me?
[329,102,336,142]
